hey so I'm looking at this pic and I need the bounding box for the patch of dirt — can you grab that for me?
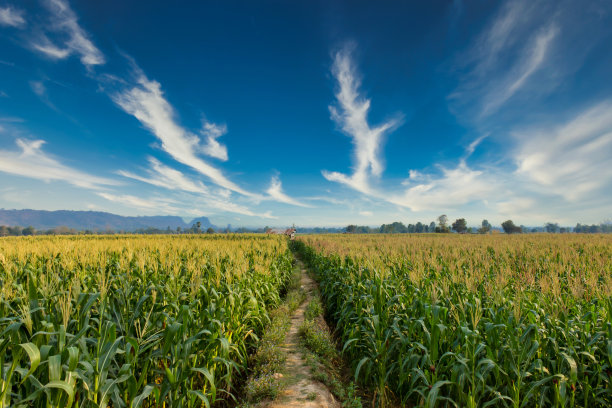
[260,263,339,408]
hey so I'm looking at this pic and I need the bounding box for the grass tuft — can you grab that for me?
[243,263,306,403]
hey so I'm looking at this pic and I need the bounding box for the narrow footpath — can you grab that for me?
[262,261,339,408]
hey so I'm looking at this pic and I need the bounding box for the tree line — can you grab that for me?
[345,215,612,234]
[1,218,610,237]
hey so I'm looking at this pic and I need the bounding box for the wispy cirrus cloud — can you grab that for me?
[7,1,304,217]
[200,120,229,161]
[116,156,281,217]
[0,139,118,188]
[479,24,558,116]
[97,192,180,213]
[450,0,559,119]
[110,67,255,197]
[29,80,56,109]
[117,157,209,194]
[266,175,311,207]
[0,5,25,27]
[322,46,496,212]
[31,0,104,66]
[389,161,494,211]
[322,47,400,194]
[514,100,612,200]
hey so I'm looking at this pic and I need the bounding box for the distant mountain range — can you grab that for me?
[0,209,214,232]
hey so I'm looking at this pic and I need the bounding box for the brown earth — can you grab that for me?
[259,263,339,408]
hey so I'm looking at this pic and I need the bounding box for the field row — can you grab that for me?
[295,234,612,407]
[0,235,293,408]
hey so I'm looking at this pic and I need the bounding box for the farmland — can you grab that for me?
[294,234,612,407]
[1,233,610,408]
[0,234,293,407]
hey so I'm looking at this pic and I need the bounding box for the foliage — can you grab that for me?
[298,296,363,408]
[294,234,612,407]
[479,219,492,234]
[244,279,306,403]
[0,234,293,407]
[502,219,522,234]
[452,218,467,234]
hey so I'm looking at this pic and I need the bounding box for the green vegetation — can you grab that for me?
[0,234,293,407]
[298,296,363,408]
[295,234,612,407]
[243,266,306,402]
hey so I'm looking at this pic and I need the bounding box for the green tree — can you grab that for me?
[501,220,521,234]
[545,222,560,233]
[206,227,215,234]
[478,219,491,234]
[22,225,36,236]
[435,215,450,233]
[452,218,467,233]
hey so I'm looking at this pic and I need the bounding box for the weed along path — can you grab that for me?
[264,261,340,408]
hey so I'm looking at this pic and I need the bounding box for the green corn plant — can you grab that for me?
[293,234,612,408]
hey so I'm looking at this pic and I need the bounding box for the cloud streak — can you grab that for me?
[266,175,311,207]
[322,47,399,194]
[31,0,104,66]
[118,157,209,194]
[200,120,229,161]
[111,68,254,197]
[514,100,612,200]
[0,139,118,189]
[0,5,25,27]
[480,24,558,116]
[117,157,280,218]
[450,0,560,119]
[321,47,497,213]
[390,161,494,211]
[97,192,180,213]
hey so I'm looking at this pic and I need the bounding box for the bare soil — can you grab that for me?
[260,263,339,408]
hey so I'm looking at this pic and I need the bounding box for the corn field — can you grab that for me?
[0,234,293,408]
[294,234,612,407]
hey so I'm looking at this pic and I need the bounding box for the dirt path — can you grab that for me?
[262,262,339,408]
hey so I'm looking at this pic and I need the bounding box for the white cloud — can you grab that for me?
[389,161,494,211]
[32,38,71,60]
[31,0,105,66]
[0,6,25,27]
[111,69,254,197]
[480,24,558,116]
[322,47,399,194]
[118,157,209,194]
[0,139,118,189]
[200,120,229,161]
[320,47,497,214]
[266,175,311,207]
[117,157,278,218]
[514,100,612,200]
[465,134,488,158]
[450,1,560,119]
[466,0,529,76]
[359,210,373,217]
[497,197,535,215]
[29,80,46,97]
[97,192,179,213]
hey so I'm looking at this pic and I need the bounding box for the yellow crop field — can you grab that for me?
[0,234,293,408]
[294,234,612,407]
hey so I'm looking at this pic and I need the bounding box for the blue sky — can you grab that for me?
[1,0,611,227]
